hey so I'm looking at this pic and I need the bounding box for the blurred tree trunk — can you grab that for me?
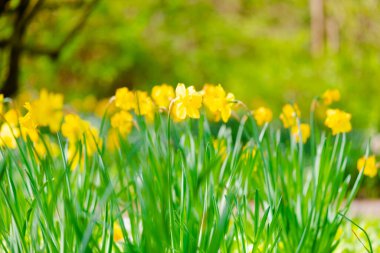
[0,0,99,97]
[1,0,30,97]
[326,17,340,53]
[310,0,325,55]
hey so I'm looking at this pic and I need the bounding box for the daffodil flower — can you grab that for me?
[171,83,203,121]
[203,84,235,123]
[280,104,300,128]
[357,155,378,178]
[253,107,273,126]
[324,109,352,135]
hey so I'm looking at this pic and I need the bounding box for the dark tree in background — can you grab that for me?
[0,0,99,97]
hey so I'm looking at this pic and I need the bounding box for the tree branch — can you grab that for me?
[17,0,45,33]
[20,44,59,59]
[19,0,100,59]
[56,0,99,51]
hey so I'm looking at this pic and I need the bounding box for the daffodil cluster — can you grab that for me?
[278,103,311,143]
[0,90,63,158]
[112,83,236,128]
[0,85,376,178]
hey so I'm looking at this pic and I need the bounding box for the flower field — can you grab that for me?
[0,84,377,252]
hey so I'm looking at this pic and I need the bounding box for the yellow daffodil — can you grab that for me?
[322,89,340,105]
[291,123,310,143]
[203,84,235,123]
[4,109,39,146]
[357,155,378,178]
[134,91,155,122]
[4,109,19,126]
[0,124,19,149]
[324,109,352,135]
[171,83,203,121]
[280,104,300,128]
[115,88,155,122]
[151,84,175,109]
[253,107,273,126]
[111,110,133,136]
[0,109,21,149]
[61,114,88,143]
[25,90,63,132]
[19,112,39,142]
[115,87,135,111]
[0,109,38,149]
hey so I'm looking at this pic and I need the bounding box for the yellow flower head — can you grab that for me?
[4,109,19,127]
[291,123,310,144]
[25,89,64,132]
[357,155,378,178]
[253,107,273,126]
[0,124,19,149]
[202,84,235,123]
[115,87,135,111]
[19,112,39,142]
[151,84,175,109]
[171,83,203,121]
[324,109,352,135]
[134,91,155,122]
[322,89,340,105]
[0,109,22,149]
[62,114,88,143]
[280,104,300,128]
[111,110,133,136]
[115,88,155,122]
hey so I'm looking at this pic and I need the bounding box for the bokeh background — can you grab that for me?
[1,2,380,246]
[1,1,380,132]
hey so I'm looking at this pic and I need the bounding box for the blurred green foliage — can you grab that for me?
[1,0,380,129]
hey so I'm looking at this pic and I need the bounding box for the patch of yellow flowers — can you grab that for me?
[0,84,378,177]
